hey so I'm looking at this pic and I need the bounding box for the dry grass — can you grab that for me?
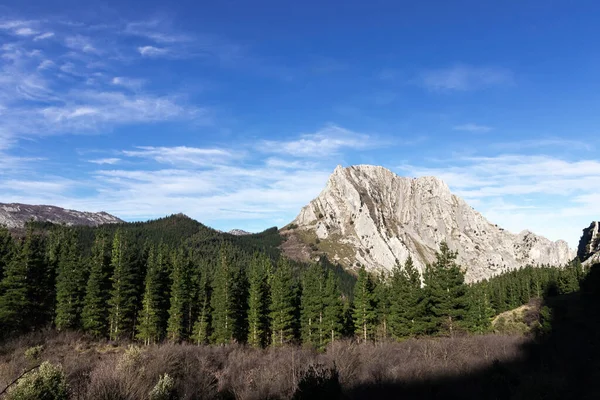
[0,331,528,399]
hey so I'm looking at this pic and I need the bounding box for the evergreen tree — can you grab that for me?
[167,248,193,341]
[247,253,270,348]
[192,265,211,345]
[301,263,325,348]
[352,266,376,342]
[420,242,468,335]
[211,245,237,344]
[55,231,86,330]
[81,232,111,336]
[0,227,47,335]
[0,226,14,282]
[0,238,29,336]
[557,260,582,295]
[322,270,343,346]
[465,284,495,334]
[390,256,422,338]
[269,257,296,346]
[108,230,139,340]
[373,271,390,341]
[137,245,167,344]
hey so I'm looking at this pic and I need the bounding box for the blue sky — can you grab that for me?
[0,0,599,248]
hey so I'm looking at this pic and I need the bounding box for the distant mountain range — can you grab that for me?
[2,165,596,282]
[0,203,122,228]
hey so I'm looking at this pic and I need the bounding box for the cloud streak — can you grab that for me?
[421,64,513,91]
[453,123,492,133]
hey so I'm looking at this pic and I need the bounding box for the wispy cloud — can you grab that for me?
[124,20,191,43]
[261,125,377,158]
[34,32,54,41]
[138,46,169,57]
[420,64,513,91]
[399,154,600,247]
[88,158,121,165]
[122,146,236,166]
[453,123,492,133]
[111,76,144,90]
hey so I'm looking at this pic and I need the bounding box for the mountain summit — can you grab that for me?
[283,165,574,282]
[0,203,122,228]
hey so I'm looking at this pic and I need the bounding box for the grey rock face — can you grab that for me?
[0,203,123,228]
[228,229,251,236]
[578,222,600,266]
[289,165,575,282]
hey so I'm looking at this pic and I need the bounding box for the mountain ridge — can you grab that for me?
[0,202,122,228]
[283,164,574,282]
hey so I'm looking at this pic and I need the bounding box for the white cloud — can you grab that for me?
[34,32,54,41]
[421,64,513,91]
[453,123,492,133]
[122,146,235,166]
[261,125,375,157]
[138,46,169,57]
[399,154,600,247]
[65,35,98,54]
[37,59,54,70]
[111,76,144,90]
[15,27,37,36]
[125,20,190,43]
[88,158,121,165]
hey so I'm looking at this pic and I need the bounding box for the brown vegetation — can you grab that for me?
[0,331,527,399]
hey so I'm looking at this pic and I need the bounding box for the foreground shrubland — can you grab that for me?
[0,331,526,400]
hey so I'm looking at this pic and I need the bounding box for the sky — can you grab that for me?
[0,0,599,248]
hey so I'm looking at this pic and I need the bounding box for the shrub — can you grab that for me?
[538,306,553,335]
[24,346,43,362]
[149,374,176,400]
[6,361,69,400]
[293,363,341,400]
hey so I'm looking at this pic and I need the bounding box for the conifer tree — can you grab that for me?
[167,248,193,341]
[108,230,138,340]
[301,263,325,348]
[465,284,495,334]
[390,256,422,338]
[81,232,111,336]
[211,245,237,344]
[322,270,343,346]
[0,227,47,335]
[55,231,86,330]
[137,245,166,344]
[247,253,270,348]
[192,266,211,345]
[0,238,28,336]
[557,260,582,295]
[0,226,13,282]
[352,266,376,342]
[269,257,296,346]
[420,242,468,335]
[373,271,390,341]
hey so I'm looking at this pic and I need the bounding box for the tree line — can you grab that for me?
[0,222,587,347]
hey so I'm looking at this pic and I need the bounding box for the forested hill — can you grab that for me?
[0,213,588,348]
[27,214,352,281]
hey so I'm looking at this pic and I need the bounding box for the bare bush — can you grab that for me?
[0,331,528,400]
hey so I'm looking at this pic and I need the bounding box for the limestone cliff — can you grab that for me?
[283,165,574,282]
[578,222,600,266]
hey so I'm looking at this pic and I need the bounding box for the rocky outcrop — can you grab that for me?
[0,203,122,228]
[228,229,251,236]
[578,222,600,266]
[284,165,575,282]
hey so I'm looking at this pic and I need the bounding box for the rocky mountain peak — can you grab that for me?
[283,165,575,282]
[0,203,123,229]
[578,221,600,265]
